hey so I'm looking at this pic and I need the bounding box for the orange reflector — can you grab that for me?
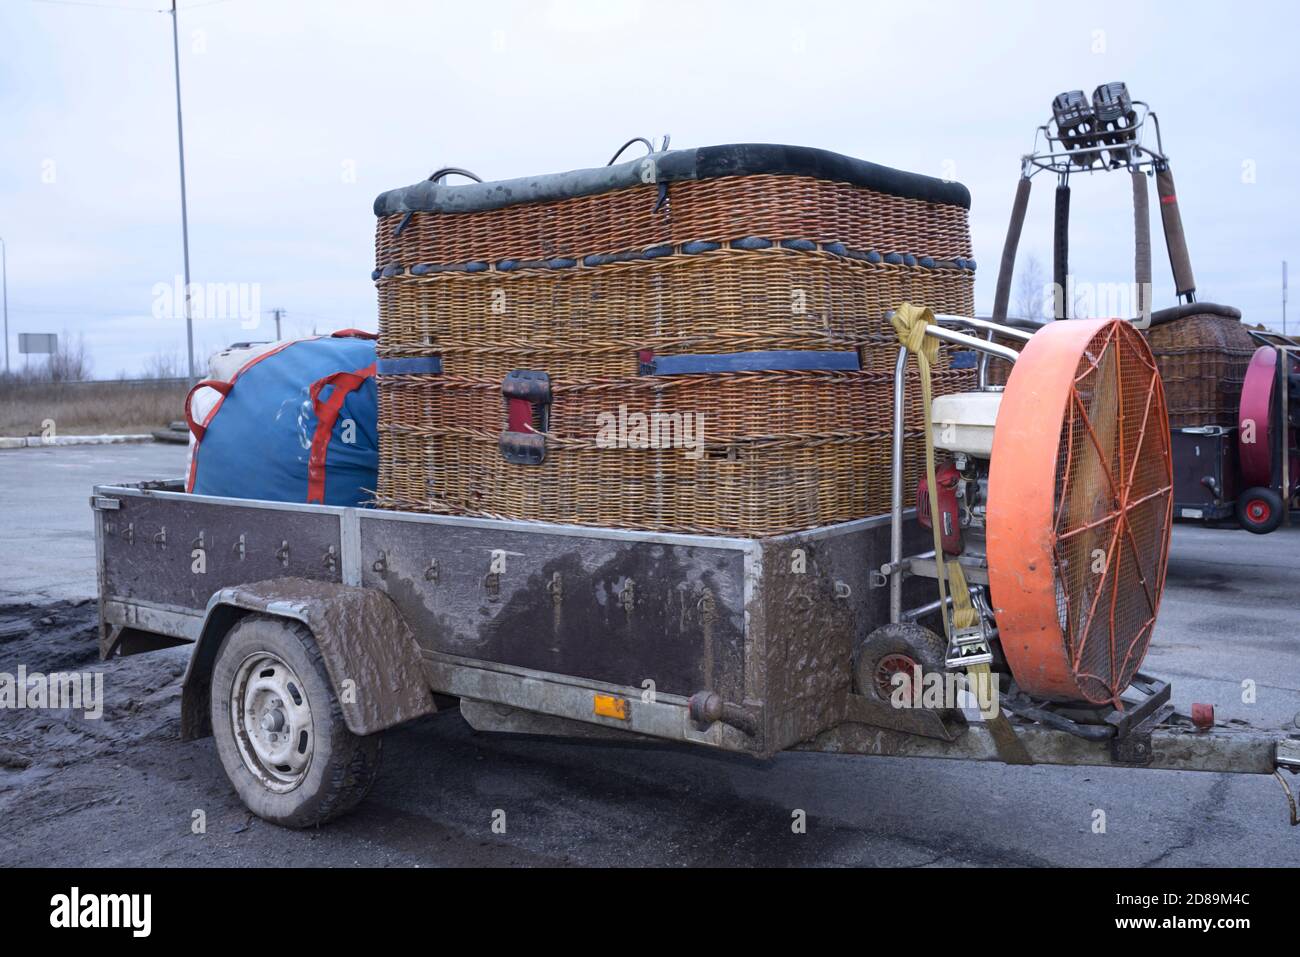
[593,694,629,720]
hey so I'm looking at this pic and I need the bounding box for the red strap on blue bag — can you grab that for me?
[307,363,376,504]
[184,379,233,443]
[184,379,235,493]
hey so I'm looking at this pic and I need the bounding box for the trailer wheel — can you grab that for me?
[210,614,382,828]
[853,623,951,708]
[1236,487,1283,535]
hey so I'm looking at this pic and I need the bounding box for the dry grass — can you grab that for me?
[0,380,189,437]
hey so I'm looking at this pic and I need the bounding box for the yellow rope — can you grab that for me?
[890,303,978,637]
[891,303,1031,762]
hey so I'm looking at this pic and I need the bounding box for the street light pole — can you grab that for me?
[169,0,196,379]
[1,237,8,375]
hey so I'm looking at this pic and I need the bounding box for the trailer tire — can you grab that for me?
[210,614,382,828]
[1236,487,1283,535]
[853,622,953,714]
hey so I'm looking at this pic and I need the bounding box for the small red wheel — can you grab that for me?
[852,623,950,711]
[875,653,921,700]
[1236,487,1283,535]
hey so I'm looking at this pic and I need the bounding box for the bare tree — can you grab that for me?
[47,331,92,382]
[1014,253,1048,322]
[142,349,186,379]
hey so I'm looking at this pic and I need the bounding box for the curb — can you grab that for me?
[0,434,155,450]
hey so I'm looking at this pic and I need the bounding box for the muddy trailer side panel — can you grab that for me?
[97,490,345,608]
[357,510,748,704]
[93,481,1295,786]
[94,481,922,758]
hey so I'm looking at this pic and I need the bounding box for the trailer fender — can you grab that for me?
[181,578,436,741]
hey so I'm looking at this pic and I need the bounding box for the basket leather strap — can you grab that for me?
[1156,165,1197,300]
[1052,185,1070,319]
[892,303,1033,766]
[639,349,860,376]
[1132,170,1152,328]
[991,176,1032,323]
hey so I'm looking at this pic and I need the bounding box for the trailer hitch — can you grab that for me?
[1106,675,1175,765]
[1000,673,1174,758]
[1274,772,1299,827]
[1276,739,1300,826]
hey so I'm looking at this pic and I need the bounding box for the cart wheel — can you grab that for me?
[210,614,382,828]
[853,622,951,710]
[1236,487,1284,535]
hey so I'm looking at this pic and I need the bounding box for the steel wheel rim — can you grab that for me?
[230,652,315,793]
[874,653,919,701]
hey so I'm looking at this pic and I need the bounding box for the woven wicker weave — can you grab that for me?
[976,317,1044,388]
[985,310,1254,429]
[375,366,973,535]
[374,148,977,535]
[376,174,972,271]
[1144,311,1255,428]
[378,245,974,380]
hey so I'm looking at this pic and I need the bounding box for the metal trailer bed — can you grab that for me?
[91,478,1300,821]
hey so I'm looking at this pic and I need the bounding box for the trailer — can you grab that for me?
[90,314,1300,829]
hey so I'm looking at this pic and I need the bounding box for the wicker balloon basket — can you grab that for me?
[372,144,978,535]
[985,307,1254,433]
[1143,304,1254,428]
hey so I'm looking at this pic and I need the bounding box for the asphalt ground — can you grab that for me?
[1,442,1297,866]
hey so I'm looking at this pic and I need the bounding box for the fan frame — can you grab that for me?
[987,319,1174,705]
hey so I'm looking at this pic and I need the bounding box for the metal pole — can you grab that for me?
[170,0,195,379]
[885,315,1023,625]
[923,325,1021,362]
[1284,261,1288,338]
[930,313,1034,342]
[977,328,991,390]
[1281,345,1292,528]
[1,237,8,375]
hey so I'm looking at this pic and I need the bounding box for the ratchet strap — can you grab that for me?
[892,303,1033,766]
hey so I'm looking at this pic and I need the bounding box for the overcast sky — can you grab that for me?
[2,0,1296,377]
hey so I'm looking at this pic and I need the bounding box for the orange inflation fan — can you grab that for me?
[987,319,1173,706]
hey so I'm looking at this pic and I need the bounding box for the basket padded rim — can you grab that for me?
[373,143,972,217]
[1149,301,1242,327]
